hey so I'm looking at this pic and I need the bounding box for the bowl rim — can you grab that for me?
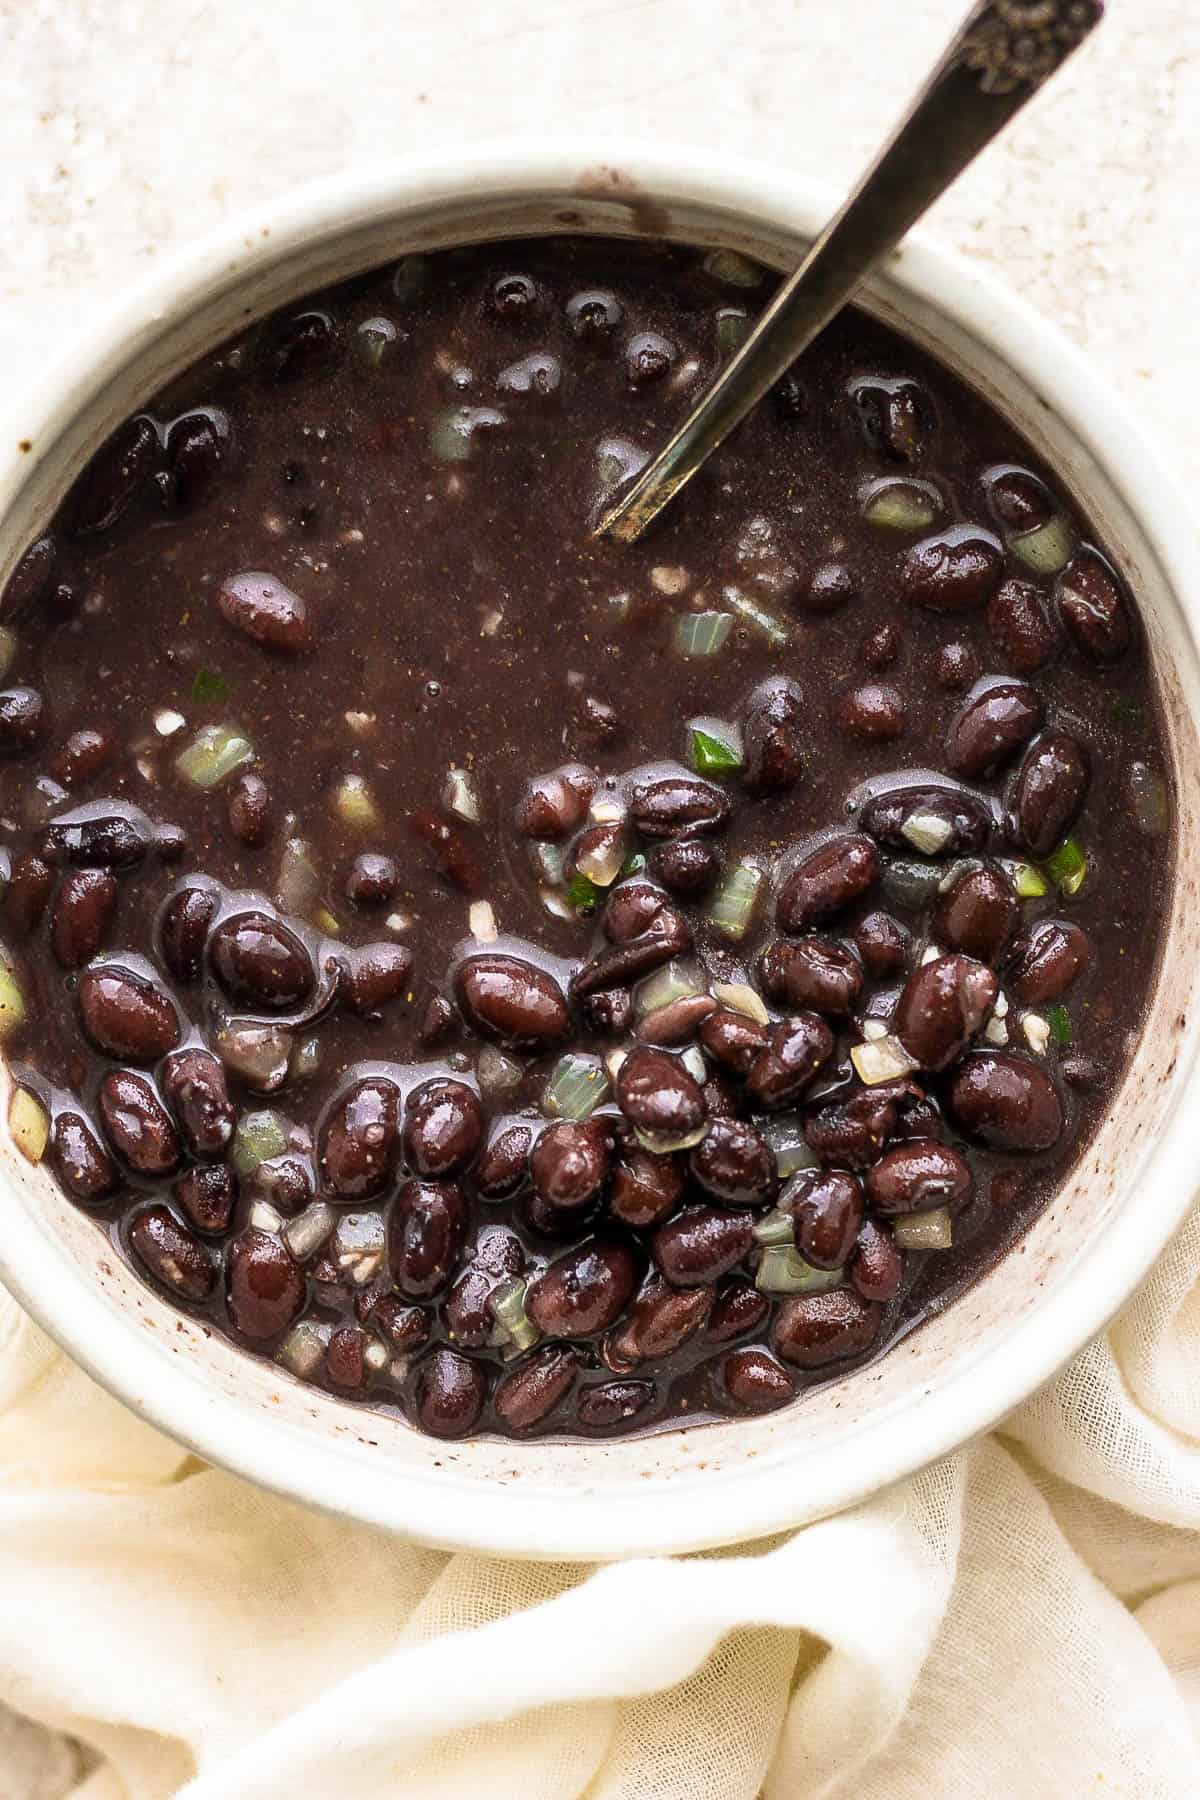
[2,136,1198,1559]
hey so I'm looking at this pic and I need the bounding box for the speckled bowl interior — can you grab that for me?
[0,145,1196,1560]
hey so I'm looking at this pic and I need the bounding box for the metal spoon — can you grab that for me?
[597,0,1104,544]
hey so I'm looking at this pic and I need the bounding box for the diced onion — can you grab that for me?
[542,1053,609,1120]
[469,900,498,941]
[703,248,764,288]
[635,959,704,1019]
[540,887,575,919]
[650,565,690,596]
[984,1016,1009,1046]
[712,981,769,1026]
[490,1277,540,1356]
[215,1022,292,1093]
[154,709,186,738]
[276,837,321,916]
[363,1339,391,1374]
[893,1207,953,1251]
[675,610,733,659]
[707,860,764,941]
[756,1247,843,1295]
[333,1211,385,1283]
[635,1122,708,1155]
[232,1110,289,1178]
[1022,1012,1051,1055]
[680,1045,707,1085]
[283,1201,336,1261]
[901,811,954,856]
[920,943,941,965]
[248,1199,284,1235]
[759,1114,819,1179]
[0,966,26,1039]
[862,480,940,531]
[334,774,381,831]
[1044,836,1087,896]
[752,1209,795,1248]
[993,991,1009,1019]
[722,585,789,646]
[575,829,626,888]
[860,1017,889,1041]
[276,1320,331,1378]
[8,1087,48,1164]
[604,1048,628,1084]
[478,1045,524,1103]
[850,1035,918,1085]
[175,724,253,790]
[1010,515,1073,574]
[443,767,481,824]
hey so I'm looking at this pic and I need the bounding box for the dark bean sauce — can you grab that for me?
[0,237,1173,1440]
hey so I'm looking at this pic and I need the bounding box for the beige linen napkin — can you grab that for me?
[1,1204,1198,1800]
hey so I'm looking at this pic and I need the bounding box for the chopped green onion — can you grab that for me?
[703,248,764,289]
[722,585,789,646]
[1045,1003,1073,1046]
[0,965,26,1039]
[1044,836,1087,896]
[620,851,646,879]
[716,307,750,355]
[1011,861,1050,900]
[850,1035,918,1086]
[355,316,399,368]
[542,1052,609,1121]
[900,811,954,856]
[8,1087,47,1164]
[707,860,765,941]
[635,958,704,1018]
[688,723,742,776]
[1010,515,1074,575]
[566,871,603,913]
[231,1109,289,1178]
[893,1207,953,1251]
[759,1114,819,1179]
[862,479,940,531]
[675,610,733,659]
[191,667,231,704]
[333,774,381,832]
[752,1209,795,1248]
[175,724,253,790]
[490,1277,540,1356]
[756,1247,843,1295]
[314,906,341,937]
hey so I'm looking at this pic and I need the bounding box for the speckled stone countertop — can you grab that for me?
[0,0,1196,1792]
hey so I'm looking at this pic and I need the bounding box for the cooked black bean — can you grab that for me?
[531,1117,613,1210]
[70,415,160,535]
[1057,550,1131,663]
[163,407,234,509]
[717,1346,795,1413]
[783,1168,864,1269]
[571,906,692,996]
[652,1205,754,1287]
[945,681,1043,779]
[805,1087,900,1171]
[567,288,623,341]
[616,1045,707,1141]
[493,1345,580,1430]
[742,677,805,795]
[851,376,931,463]
[933,866,1018,962]
[78,964,179,1062]
[936,642,980,692]
[699,1007,770,1077]
[413,1348,487,1439]
[776,834,880,933]
[650,836,721,897]
[627,331,675,387]
[690,1117,776,1207]
[987,467,1054,532]
[162,1048,236,1157]
[1008,919,1092,1005]
[0,687,44,754]
[6,851,54,934]
[988,579,1059,673]
[1008,730,1090,857]
[403,1078,483,1176]
[51,1110,118,1203]
[50,725,117,789]
[42,808,149,869]
[129,1206,215,1301]
[455,953,570,1047]
[603,877,667,942]
[515,764,595,838]
[945,1052,1064,1152]
[476,1121,535,1199]
[607,1278,713,1367]
[853,910,909,978]
[901,527,1004,613]
[363,1296,431,1353]
[51,868,117,968]
[866,1140,973,1215]
[705,1279,769,1343]
[217,571,312,655]
[860,784,992,855]
[860,623,902,670]
[575,1380,655,1431]
[210,911,314,1010]
[98,1070,181,1176]
[835,682,906,742]
[159,884,218,983]
[607,1147,685,1229]
[325,1325,366,1390]
[636,991,718,1045]
[173,1163,237,1235]
[850,1219,904,1302]
[319,1076,401,1199]
[388,1178,467,1298]
[443,1232,524,1347]
[759,935,863,1016]
[894,953,998,1071]
[773,1289,882,1368]
[345,851,398,906]
[525,1238,639,1336]
[227,772,272,845]
[2,535,57,615]
[339,941,413,1013]
[629,772,730,838]
[745,1014,834,1109]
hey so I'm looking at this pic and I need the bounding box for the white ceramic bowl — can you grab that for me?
[1,141,1197,1561]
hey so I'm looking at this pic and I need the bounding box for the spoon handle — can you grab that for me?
[597,0,1104,544]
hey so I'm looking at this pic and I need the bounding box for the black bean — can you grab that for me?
[444,1233,524,1346]
[572,907,692,997]
[1008,731,1090,857]
[6,852,54,934]
[759,935,863,1016]
[174,1162,237,1235]
[607,1278,713,1367]
[776,834,881,933]
[717,1346,795,1413]
[637,992,718,1045]
[945,1052,1064,1151]
[326,1326,367,1390]
[1008,919,1092,1005]
[0,687,44,754]
[340,941,413,1014]
[987,578,1059,673]
[210,911,314,1010]
[70,415,160,535]
[626,331,675,387]
[217,572,312,654]
[50,725,117,788]
[129,1205,215,1301]
[494,1344,580,1431]
[650,836,721,897]
[566,288,623,341]
[388,1178,467,1298]
[98,1070,181,1175]
[1060,1052,1102,1091]
[796,558,857,613]
[850,375,932,463]
[773,1289,882,1368]
[689,1117,776,1206]
[835,682,906,742]
[704,1074,740,1120]
[403,1077,483,1177]
[576,691,624,747]
[745,1014,834,1109]
[364,1296,431,1353]
[1057,550,1131,663]
[607,1147,685,1229]
[932,866,1018,963]
[246,1155,313,1216]
[414,1347,487,1439]
[2,535,57,615]
[345,851,399,906]
[476,1121,535,1198]
[227,772,272,845]
[805,1088,899,1171]
[78,964,179,1062]
[456,953,570,1048]
[409,806,483,894]
[51,868,117,968]
[576,1379,655,1431]
[945,681,1043,779]
[227,1228,304,1339]
[853,910,909,978]
[515,764,595,838]
[159,884,218,983]
[894,953,998,1071]
[531,1117,613,1211]
[43,808,150,871]
[705,1279,769,1343]
[603,878,666,943]
[901,527,1004,613]
[987,467,1054,532]
[630,772,730,839]
[489,272,539,319]
[741,677,805,796]
[258,309,338,382]
[936,642,980,692]
[163,407,234,509]
[616,1045,707,1141]
[699,1007,770,1077]
[783,1168,864,1268]
[526,1238,639,1336]
[161,1048,236,1157]
[51,1109,118,1203]
[850,1219,904,1302]
[861,623,902,670]
[653,1204,754,1287]
[319,1077,401,1199]
[860,784,992,855]
[866,1140,973,1215]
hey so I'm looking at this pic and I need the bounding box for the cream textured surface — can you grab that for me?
[1,1,1199,1796]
